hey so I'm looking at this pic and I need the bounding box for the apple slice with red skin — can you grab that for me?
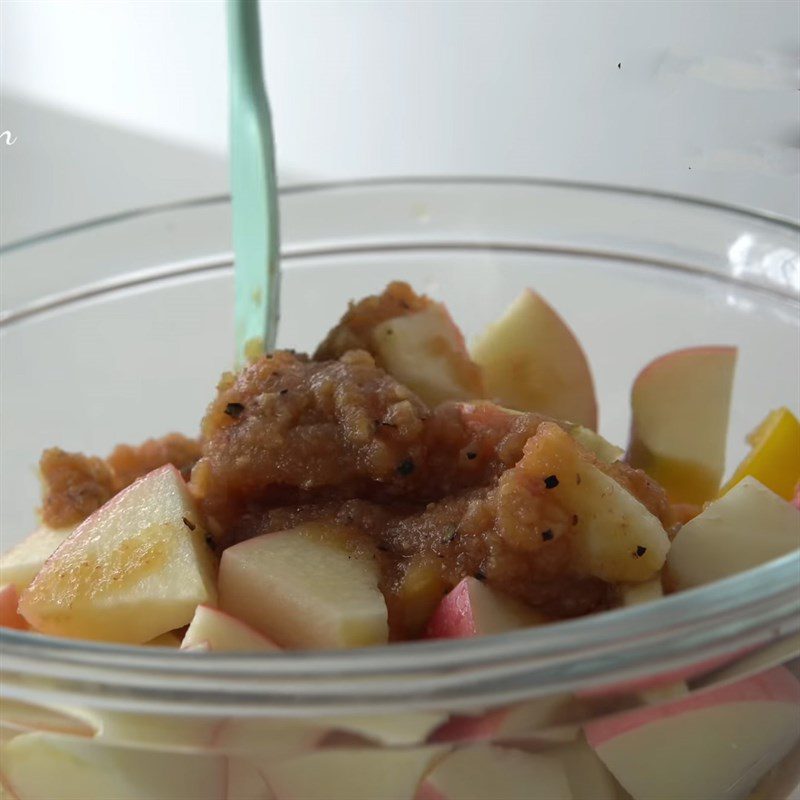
[0,585,27,631]
[431,695,581,746]
[417,745,572,800]
[585,666,800,800]
[219,524,388,650]
[1,732,227,800]
[425,577,548,640]
[472,289,598,429]
[182,605,279,652]
[19,465,217,643]
[264,746,445,800]
[626,346,737,505]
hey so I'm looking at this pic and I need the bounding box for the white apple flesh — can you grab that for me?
[557,737,626,800]
[371,304,484,406]
[627,346,737,504]
[18,465,217,643]
[219,525,388,650]
[227,758,274,800]
[182,605,279,652]
[667,476,800,590]
[264,746,444,800]
[472,289,598,429]
[1,733,227,800]
[417,745,572,800]
[585,666,800,800]
[0,526,74,592]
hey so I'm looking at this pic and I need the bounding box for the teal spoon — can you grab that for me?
[227,0,280,367]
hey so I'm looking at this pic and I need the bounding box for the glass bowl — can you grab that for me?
[1,179,799,800]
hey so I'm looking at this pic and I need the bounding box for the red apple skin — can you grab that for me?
[0,585,28,631]
[424,579,477,639]
[429,709,509,744]
[0,775,20,800]
[585,666,800,748]
[415,783,446,800]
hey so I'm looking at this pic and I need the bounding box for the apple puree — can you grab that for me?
[34,285,676,639]
[39,434,200,528]
[194,348,672,628]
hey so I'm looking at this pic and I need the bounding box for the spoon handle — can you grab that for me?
[227,0,280,367]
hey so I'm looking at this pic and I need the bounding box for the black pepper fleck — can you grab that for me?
[634,545,648,558]
[544,475,560,489]
[474,570,487,581]
[204,534,216,551]
[618,62,622,69]
[572,514,579,526]
[279,388,289,396]
[224,402,245,418]
[182,517,196,531]
[541,529,554,542]
[397,458,415,476]
[442,525,459,544]
[466,451,477,460]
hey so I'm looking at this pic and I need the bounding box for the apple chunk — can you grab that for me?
[1,733,226,800]
[370,305,484,406]
[265,747,443,800]
[425,577,547,639]
[219,525,388,649]
[431,694,580,745]
[19,465,217,643]
[472,289,598,429]
[316,282,483,406]
[585,667,800,800]
[667,476,800,590]
[627,346,737,504]
[0,525,75,592]
[182,605,279,652]
[522,423,669,584]
[418,745,572,800]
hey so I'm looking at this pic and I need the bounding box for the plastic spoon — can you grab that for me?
[227,0,280,367]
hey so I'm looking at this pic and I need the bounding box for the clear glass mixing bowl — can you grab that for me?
[1,179,798,800]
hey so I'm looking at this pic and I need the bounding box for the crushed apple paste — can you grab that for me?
[38,283,674,639]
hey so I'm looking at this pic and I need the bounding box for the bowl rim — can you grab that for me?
[2,174,798,256]
[1,177,798,713]
[1,552,797,713]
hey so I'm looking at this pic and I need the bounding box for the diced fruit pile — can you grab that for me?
[2,667,799,800]
[1,282,798,652]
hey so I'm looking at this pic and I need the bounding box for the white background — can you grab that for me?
[1,0,798,245]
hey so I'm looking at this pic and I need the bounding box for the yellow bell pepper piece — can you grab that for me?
[720,407,800,500]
